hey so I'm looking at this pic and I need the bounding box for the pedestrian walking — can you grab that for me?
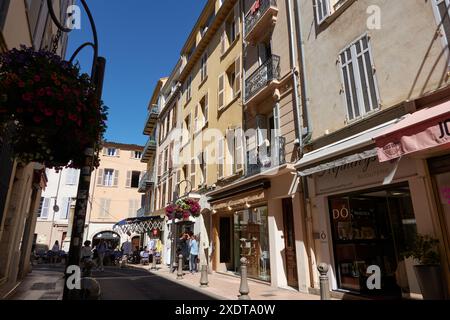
[120,239,133,268]
[189,235,199,274]
[51,240,60,264]
[95,239,107,271]
[80,240,93,276]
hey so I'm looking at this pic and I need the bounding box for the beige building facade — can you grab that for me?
[295,0,450,299]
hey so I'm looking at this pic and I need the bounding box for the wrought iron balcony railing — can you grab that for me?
[143,105,159,135]
[138,170,155,193]
[245,55,281,102]
[245,0,277,37]
[246,136,286,177]
[142,136,157,162]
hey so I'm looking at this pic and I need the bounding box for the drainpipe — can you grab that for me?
[286,0,303,149]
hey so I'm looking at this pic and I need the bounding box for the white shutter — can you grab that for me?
[218,137,224,179]
[42,198,50,218]
[234,55,241,96]
[190,158,196,188]
[220,28,226,55]
[116,148,120,157]
[235,127,244,172]
[97,169,104,186]
[102,148,107,156]
[195,104,199,132]
[113,170,119,187]
[126,171,132,187]
[218,73,225,109]
[226,129,235,175]
[60,197,70,220]
[204,93,209,125]
[315,0,331,25]
[234,3,240,38]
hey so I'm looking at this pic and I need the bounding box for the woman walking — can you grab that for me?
[95,239,108,271]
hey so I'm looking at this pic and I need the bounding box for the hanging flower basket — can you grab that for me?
[0,46,108,170]
[166,198,201,221]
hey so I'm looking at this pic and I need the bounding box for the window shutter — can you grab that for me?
[218,73,225,109]
[116,148,120,157]
[195,104,199,132]
[204,93,209,124]
[315,0,331,25]
[106,199,111,217]
[190,158,196,188]
[42,198,50,218]
[234,55,241,96]
[97,169,104,186]
[235,127,244,171]
[218,137,224,179]
[169,142,174,170]
[220,28,226,55]
[158,153,162,176]
[113,170,119,187]
[234,4,240,38]
[102,148,107,156]
[126,171,132,187]
[432,0,450,53]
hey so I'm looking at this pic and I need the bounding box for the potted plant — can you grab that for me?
[165,198,201,221]
[403,234,445,300]
[0,46,108,170]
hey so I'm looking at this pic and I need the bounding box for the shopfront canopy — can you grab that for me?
[374,101,450,162]
[296,119,398,176]
[113,216,165,235]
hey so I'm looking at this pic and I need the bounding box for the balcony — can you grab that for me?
[138,170,155,193]
[141,137,157,163]
[143,105,159,135]
[244,0,278,45]
[246,136,286,177]
[245,55,281,105]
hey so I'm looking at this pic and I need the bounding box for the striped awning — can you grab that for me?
[113,216,165,234]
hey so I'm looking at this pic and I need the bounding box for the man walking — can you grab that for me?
[189,235,199,274]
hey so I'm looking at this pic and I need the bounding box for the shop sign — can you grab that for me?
[314,157,416,195]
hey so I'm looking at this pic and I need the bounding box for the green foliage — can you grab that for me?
[403,234,441,265]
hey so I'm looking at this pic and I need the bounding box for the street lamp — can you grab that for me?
[45,0,105,300]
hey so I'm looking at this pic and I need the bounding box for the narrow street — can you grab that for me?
[93,267,214,300]
[7,264,215,300]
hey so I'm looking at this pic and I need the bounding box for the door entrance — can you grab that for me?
[282,198,299,288]
[219,217,232,269]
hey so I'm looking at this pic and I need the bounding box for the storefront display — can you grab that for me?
[329,183,418,296]
[233,206,271,282]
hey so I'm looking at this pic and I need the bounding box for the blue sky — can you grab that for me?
[67,1,207,146]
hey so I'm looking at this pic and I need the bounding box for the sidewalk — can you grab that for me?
[6,264,65,300]
[130,264,322,300]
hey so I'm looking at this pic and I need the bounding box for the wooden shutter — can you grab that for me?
[218,73,225,109]
[234,55,241,96]
[113,170,119,187]
[169,142,174,170]
[126,171,132,187]
[218,138,224,179]
[102,148,107,156]
[158,152,162,176]
[204,93,209,124]
[195,104,199,132]
[97,169,104,186]
[235,127,244,172]
[234,3,240,38]
[42,198,50,218]
[190,158,196,188]
[220,28,226,55]
[116,148,120,157]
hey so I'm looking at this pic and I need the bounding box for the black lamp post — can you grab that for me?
[45,0,105,300]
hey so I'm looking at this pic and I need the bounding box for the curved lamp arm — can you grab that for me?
[46,0,99,78]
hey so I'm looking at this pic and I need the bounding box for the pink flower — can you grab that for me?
[33,115,43,124]
[44,108,54,116]
[34,75,41,82]
[18,81,26,88]
[57,110,65,117]
[68,114,78,121]
[37,88,46,96]
[22,92,33,102]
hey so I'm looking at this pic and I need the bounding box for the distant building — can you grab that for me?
[34,168,80,252]
[84,142,147,248]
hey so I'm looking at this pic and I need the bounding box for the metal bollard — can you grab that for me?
[200,265,209,287]
[317,263,330,300]
[151,254,157,271]
[238,257,250,300]
[177,254,184,280]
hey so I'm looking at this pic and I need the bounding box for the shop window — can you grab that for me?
[329,184,417,297]
[233,206,271,282]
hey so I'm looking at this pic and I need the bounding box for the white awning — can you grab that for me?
[295,119,399,174]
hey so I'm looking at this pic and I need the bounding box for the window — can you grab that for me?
[194,104,200,133]
[201,53,208,82]
[218,73,225,109]
[128,199,140,217]
[199,94,208,129]
[315,0,331,25]
[99,198,111,218]
[132,151,142,159]
[38,197,50,219]
[432,0,450,51]
[99,169,118,187]
[59,197,71,220]
[339,35,379,121]
[127,171,141,188]
[221,7,240,56]
[65,169,78,185]
[105,148,118,157]
[218,137,225,179]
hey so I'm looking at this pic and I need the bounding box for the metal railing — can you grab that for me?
[138,170,155,192]
[246,136,286,177]
[245,55,281,101]
[244,0,277,37]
